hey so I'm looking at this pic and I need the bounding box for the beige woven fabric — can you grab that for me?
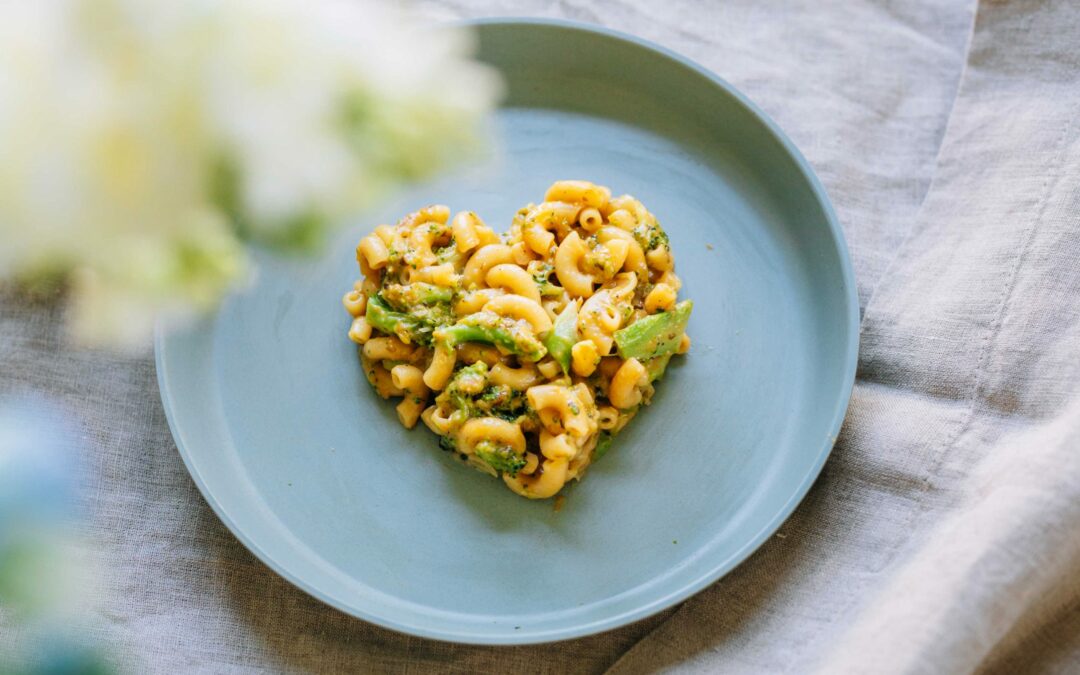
[606,1,1080,672]
[3,0,1079,672]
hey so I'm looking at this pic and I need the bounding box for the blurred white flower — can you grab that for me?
[0,0,500,347]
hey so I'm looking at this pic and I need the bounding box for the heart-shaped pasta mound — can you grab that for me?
[343,181,692,499]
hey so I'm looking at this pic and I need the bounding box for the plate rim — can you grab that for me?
[155,16,860,645]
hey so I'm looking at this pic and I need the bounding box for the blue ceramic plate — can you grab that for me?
[156,19,858,644]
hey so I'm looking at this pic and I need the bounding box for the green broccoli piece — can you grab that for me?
[438,434,457,453]
[382,282,454,306]
[593,431,614,460]
[365,294,429,343]
[441,362,489,418]
[473,440,527,476]
[436,312,547,362]
[531,263,565,297]
[614,300,692,361]
[632,221,671,252]
[644,353,673,382]
[542,302,578,373]
[476,385,529,422]
[365,291,460,346]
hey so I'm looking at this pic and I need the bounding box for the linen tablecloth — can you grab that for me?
[2,0,1079,672]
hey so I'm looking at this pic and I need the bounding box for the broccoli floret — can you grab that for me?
[439,367,531,425]
[475,384,529,422]
[473,440,527,476]
[449,362,489,394]
[632,221,671,252]
[441,362,489,418]
[648,229,670,250]
[438,434,457,453]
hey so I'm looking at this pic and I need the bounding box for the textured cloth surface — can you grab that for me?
[2,0,1080,673]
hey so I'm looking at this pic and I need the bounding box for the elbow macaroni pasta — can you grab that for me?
[343,181,692,499]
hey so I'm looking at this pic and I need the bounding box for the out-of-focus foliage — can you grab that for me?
[0,399,115,673]
[0,0,501,347]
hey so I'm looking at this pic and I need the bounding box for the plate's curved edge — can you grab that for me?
[155,324,521,645]
[155,17,861,646]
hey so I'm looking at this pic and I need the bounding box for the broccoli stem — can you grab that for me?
[614,300,692,361]
[410,282,454,304]
[543,302,578,373]
[436,323,546,362]
[365,294,423,339]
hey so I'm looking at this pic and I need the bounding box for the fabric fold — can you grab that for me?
[610,1,1080,673]
[19,1,1080,673]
